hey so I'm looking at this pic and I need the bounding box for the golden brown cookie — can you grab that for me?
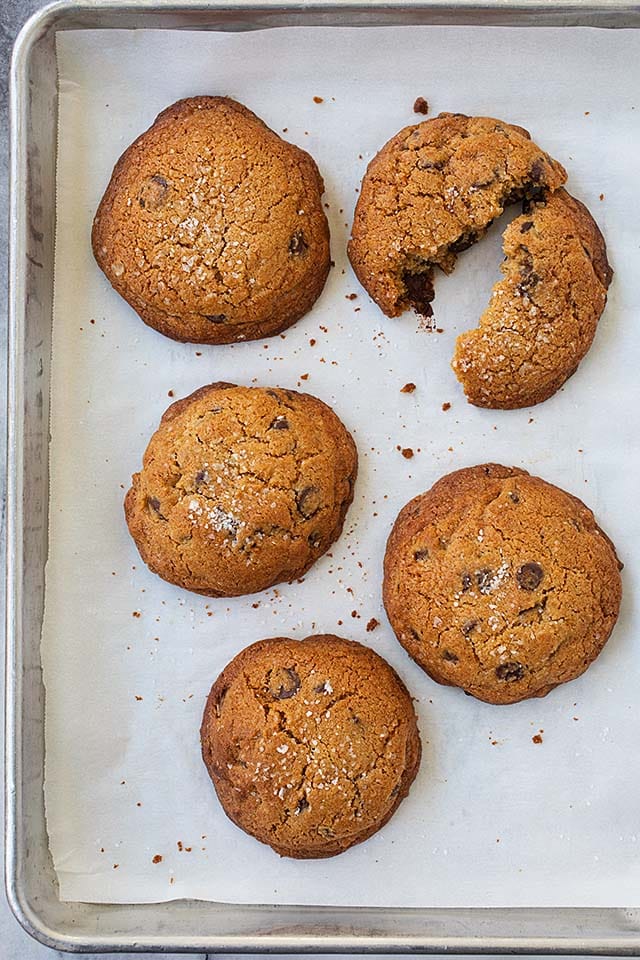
[125,384,357,597]
[200,634,421,858]
[348,112,567,319]
[92,97,330,344]
[383,464,622,705]
[452,189,613,408]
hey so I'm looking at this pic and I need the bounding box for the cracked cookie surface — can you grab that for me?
[92,97,330,344]
[383,464,622,705]
[200,634,421,858]
[348,112,566,319]
[452,189,613,408]
[124,384,357,597]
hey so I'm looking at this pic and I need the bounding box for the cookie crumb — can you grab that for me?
[442,402,451,412]
[152,854,163,864]
[366,617,380,632]
[132,610,141,618]
[413,97,429,115]
[532,733,543,744]
[401,382,416,394]
[401,448,414,459]
[309,338,316,346]
[599,193,605,201]
[135,695,143,701]
[167,390,174,397]
[346,293,358,300]
[300,373,309,380]
[313,96,324,104]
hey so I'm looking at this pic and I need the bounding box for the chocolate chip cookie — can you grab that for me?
[348,112,567,319]
[200,634,421,858]
[452,189,613,408]
[124,384,357,596]
[383,464,622,705]
[92,97,330,344]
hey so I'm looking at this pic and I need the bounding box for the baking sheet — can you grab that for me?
[45,25,640,906]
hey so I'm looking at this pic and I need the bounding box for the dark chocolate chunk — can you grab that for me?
[295,796,309,814]
[520,221,534,233]
[403,270,435,319]
[450,231,479,254]
[461,619,477,636]
[296,485,321,519]
[138,174,169,210]
[289,231,308,256]
[213,686,228,718]
[529,158,545,182]
[461,572,473,592]
[267,667,301,700]
[270,416,290,430]
[413,548,429,561]
[317,825,335,838]
[442,649,459,662]
[195,469,209,485]
[517,562,544,591]
[509,490,520,503]
[308,531,322,548]
[203,314,226,323]
[147,496,161,513]
[495,661,525,682]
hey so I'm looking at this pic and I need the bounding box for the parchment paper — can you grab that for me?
[46,25,640,905]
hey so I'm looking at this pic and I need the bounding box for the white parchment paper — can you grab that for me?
[46,25,640,905]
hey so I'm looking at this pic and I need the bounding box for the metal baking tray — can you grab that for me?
[6,0,640,952]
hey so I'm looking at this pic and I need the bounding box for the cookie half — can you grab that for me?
[200,635,421,858]
[348,112,566,319]
[452,189,613,408]
[93,97,330,344]
[125,384,357,596]
[383,464,622,705]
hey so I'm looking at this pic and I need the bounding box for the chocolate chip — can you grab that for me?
[520,221,534,233]
[495,661,525,682]
[295,796,309,814]
[289,231,308,256]
[475,568,494,594]
[509,490,520,503]
[318,825,335,838]
[450,231,478,253]
[203,314,226,323]
[529,158,545,183]
[270,416,289,430]
[409,627,421,642]
[413,548,429,561]
[417,158,445,171]
[213,687,228,718]
[403,270,435,318]
[195,469,209,485]
[296,485,321,519]
[517,562,544,591]
[461,572,473,592]
[308,531,322,548]
[442,649,459,662]
[461,619,477,636]
[147,496,161,513]
[267,667,300,700]
[138,174,169,211]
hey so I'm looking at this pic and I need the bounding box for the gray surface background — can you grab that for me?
[0,0,622,957]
